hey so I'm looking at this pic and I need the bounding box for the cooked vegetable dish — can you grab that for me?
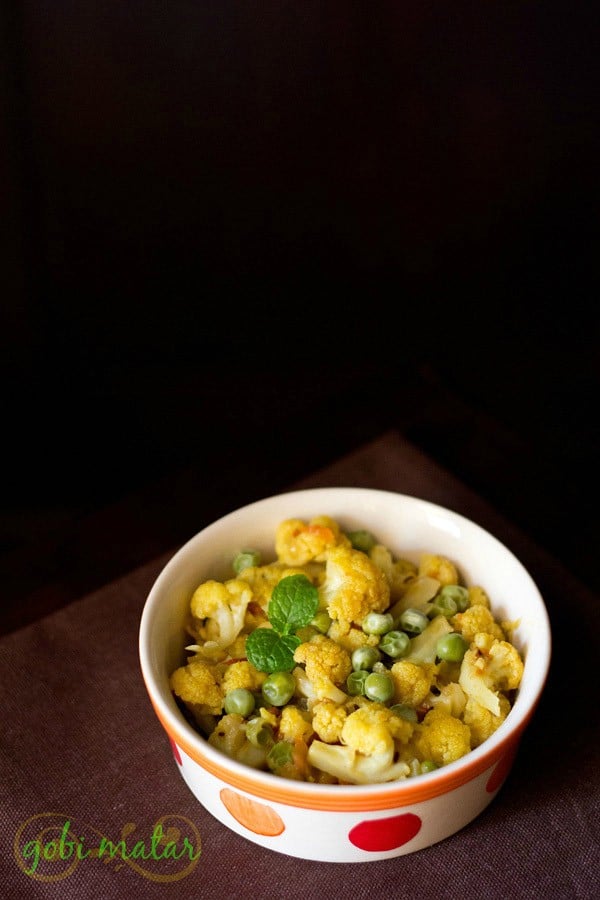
[170,516,524,784]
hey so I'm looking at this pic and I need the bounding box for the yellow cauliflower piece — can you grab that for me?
[463,695,511,748]
[311,700,348,743]
[294,635,352,703]
[418,553,459,585]
[224,634,248,660]
[459,632,524,716]
[278,706,314,743]
[221,660,266,694]
[369,544,417,601]
[190,579,252,651]
[452,605,505,642]
[170,660,224,715]
[343,704,414,750]
[258,706,279,728]
[238,563,311,609]
[275,516,350,566]
[307,704,412,784]
[428,682,468,718]
[501,618,521,642]
[414,708,471,766]
[468,585,491,608]
[342,706,394,756]
[389,660,433,707]
[320,545,390,630]
[327,620,380,653]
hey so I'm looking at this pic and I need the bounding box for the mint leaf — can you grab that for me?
[246,628,301,673]
[268,575,319,635]
[245,575,318,673]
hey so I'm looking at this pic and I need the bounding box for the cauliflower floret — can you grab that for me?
[327,620,380,653]
[501,618,521,643]
[468,585,491,608]
[221,660,266,694]
[389,660,433,707]
[418,553,459,586]
[293,635,352,703]
[278,705,314,743]
[237,563,312,609]
[428,682,468,718]
[414,708,471,767]
[208,713,267,769]
[258,706,279,728]
[452,605,505,642]
[223,634,248,660]
[275,516,350,566]
[190,579,252,653]
[459,632,524,716]
[311,700,348,743]
[320,546,390,631]
[170,660,224,715]
[307,705,412,784]
[463,695,511,748]
[343,704,414,750]
[369,544,417,601]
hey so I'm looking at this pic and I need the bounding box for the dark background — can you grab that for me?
[1,2,598,632]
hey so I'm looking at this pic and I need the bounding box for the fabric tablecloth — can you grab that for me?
[1,430,598,899]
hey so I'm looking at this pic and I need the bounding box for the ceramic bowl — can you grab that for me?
[139,487,551,862]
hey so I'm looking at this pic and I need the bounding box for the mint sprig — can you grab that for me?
[246,574,319,673]
[246,629,301,674]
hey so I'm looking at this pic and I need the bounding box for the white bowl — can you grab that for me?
[139,487,551,862]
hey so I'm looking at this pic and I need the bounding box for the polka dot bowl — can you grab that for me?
[138,487,551,862]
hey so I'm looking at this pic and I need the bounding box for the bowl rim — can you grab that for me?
[139,487,552,810]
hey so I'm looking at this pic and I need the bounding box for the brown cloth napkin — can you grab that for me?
[1,431,598,900]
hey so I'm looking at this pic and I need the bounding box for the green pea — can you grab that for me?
[346,670,369,696]
[311,611,332,634]
[362,612,394,635]
[232,549,261,574]
[389,703,418,723]
[267,741,294,771]
[296,625,319,643]
[398,608,429,635]
[346,530,377,553]
[245,717,274,747]
[364,672,395,704]
[436,632,469,662]
[420,760,438,773]
[262,671,296,707]
[223,687,255,717]
[351,646,381,671]
[439,584,470,612]
[428,593,458,618]
[379,630,410,659]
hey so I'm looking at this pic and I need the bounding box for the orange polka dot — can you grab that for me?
[220,788,285,836]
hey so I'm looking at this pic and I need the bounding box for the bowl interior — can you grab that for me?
[140,487,551,787]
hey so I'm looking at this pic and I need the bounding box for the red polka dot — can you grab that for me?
[169,737,183,766]
[349,813,422,851]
